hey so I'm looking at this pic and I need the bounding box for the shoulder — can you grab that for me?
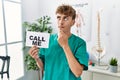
[71,34,86,44]
[49,33,58,43]
[50,33,57,37]
[50,33,57,39]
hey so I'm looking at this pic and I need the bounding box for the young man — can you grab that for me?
[29,4,88,80]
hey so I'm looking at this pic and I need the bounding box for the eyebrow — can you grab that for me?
[57,16,60,19]
[57,15,69,19]
[63,16,69,19]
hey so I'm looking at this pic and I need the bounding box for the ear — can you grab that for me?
[70,20,75,29]
[72,20,75,26]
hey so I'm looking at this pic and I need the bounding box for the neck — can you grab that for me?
[64,31,72,37]
[67,32,72,37]
[57,31,72,37]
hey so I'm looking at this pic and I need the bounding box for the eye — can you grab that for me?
[57,16,61,20]
[64,17,68,21]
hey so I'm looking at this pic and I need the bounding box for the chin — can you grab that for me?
[59,28,64,31]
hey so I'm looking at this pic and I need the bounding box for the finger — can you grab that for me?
[59,30,64,35]
[32,45,38,49]
[58,29,64,33]
[29,46,38,55]
[33,53,39,59]
[29,47,35,54]
[58,30,61,36]
[30,49,38,57]
[34,53,39,59]
[32,48,38,55]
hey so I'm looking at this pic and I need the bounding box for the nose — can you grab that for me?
[59,19,64,26]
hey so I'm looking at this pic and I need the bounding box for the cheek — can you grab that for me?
[67,22,73,27]
[57,21,60,26]
[65,24,71,30]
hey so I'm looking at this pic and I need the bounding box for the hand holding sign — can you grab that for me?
[26,31,50,48]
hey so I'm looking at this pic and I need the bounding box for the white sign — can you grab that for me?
[26,31,50,48]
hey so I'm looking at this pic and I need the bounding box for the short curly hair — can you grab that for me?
[56,4,76,20]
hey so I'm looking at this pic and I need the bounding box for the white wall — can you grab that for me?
[22,0,41,80]
[88,0,120,65]
[22,0,60,33]
[22,0,41,22]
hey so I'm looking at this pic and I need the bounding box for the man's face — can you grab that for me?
[56,13,75,33]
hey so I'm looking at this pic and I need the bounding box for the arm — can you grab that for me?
[63,45,84,77]
[29,46,44,70]
[58,31,84,77]
[35,57,44,70]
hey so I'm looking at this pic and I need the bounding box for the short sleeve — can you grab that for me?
[75,41,88,70]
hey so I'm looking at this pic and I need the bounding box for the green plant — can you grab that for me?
[23,15,53,70]
[24,54,39,70]
[109,57,118,66]
[23,16,53,33]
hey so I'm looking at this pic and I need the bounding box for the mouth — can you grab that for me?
[59,26,64,29]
